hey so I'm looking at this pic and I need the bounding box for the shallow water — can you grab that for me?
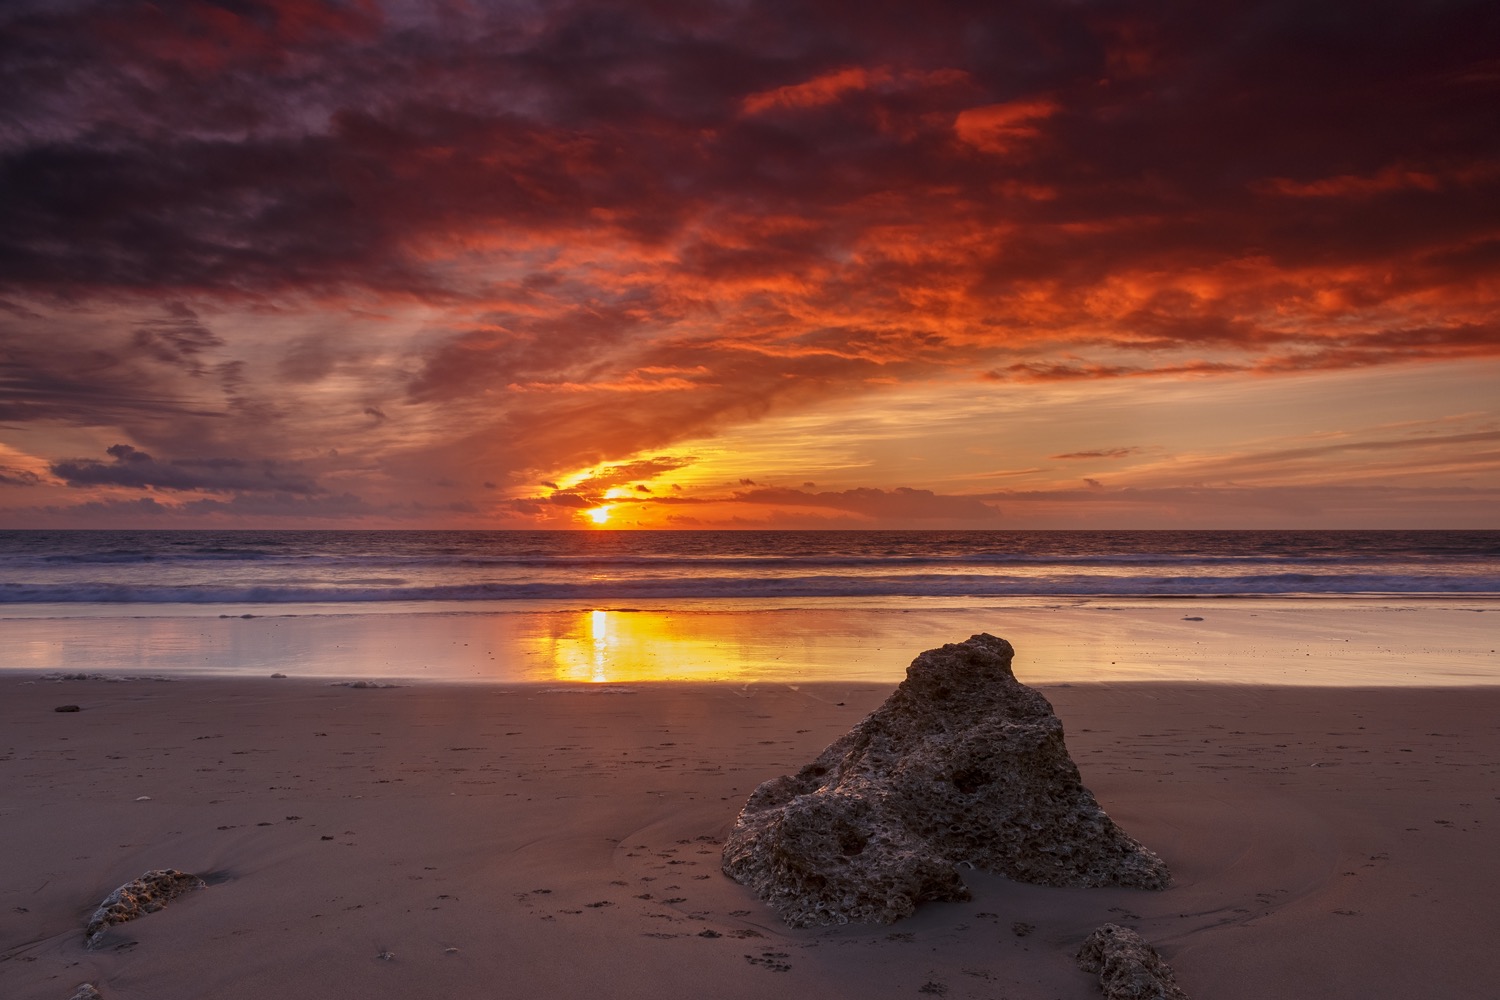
[3,596,1496,686]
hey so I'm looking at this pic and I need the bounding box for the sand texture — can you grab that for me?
[3,675,1500,999]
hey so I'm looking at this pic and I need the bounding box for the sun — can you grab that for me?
[586,505,612,525]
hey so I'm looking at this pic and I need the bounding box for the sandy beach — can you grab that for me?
[4,653,1499,999]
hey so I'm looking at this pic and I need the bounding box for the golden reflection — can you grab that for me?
[539,608,762,683]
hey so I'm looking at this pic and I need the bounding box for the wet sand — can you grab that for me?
[2,598,1496,685]
[4,673,1500,999]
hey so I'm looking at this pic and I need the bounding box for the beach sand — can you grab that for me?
[4,669,1500,999]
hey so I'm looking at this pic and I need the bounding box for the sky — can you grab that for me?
[1,0,1497,530]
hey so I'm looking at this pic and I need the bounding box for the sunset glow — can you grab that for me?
[536,608,821,683]
[1,1,1495,529]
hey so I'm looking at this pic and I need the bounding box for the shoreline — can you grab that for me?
[5,591,1498,617]
[4,674,1500,999]
[0,596,1497,686]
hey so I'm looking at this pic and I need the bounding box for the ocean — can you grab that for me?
[2,529,1497,604]
[2,530,1497,684]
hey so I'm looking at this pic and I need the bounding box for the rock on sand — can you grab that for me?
[85,869,206,946]
[721,633,1169,927]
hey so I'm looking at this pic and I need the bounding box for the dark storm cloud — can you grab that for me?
[33,491,373,524]
[0,340,227,424]
[2,0,1493,318]
[0,302,269,462]
[51,444,320,494]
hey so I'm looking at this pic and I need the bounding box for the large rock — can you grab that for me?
[85,869,205,946]
[1077,923,1190,1000]
[721,634,1168,927]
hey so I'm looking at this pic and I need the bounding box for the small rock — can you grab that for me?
[68,985,103,1000]
[134,796,151,802]
[55,705,81,713]
[1077,923,1189,1000]
[86,869,206,946]
[1181,617,1204,622]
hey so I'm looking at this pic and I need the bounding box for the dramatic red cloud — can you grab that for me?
[953,98,1059,155]
[1255,166,1445,199]
[0,0,1496,527]
[742,66,897,115]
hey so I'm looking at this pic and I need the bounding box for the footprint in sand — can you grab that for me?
[745,951,791,972]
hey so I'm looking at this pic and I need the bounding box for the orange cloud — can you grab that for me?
[742,66,895,115]
[506,372,706,394]
[953,99,1059,154]
[1254,164,1443,199]
[741,66,972,117]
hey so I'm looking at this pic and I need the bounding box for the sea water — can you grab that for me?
[2,529,1496,603]
[1,530,1496,684]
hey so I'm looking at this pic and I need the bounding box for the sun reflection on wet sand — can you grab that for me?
[2,600,1497,685]
[536,607,858,683]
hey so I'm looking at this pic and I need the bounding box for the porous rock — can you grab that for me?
[721,634,1169,927]
[1077,923,1190,1000]
[85,869,206,945]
